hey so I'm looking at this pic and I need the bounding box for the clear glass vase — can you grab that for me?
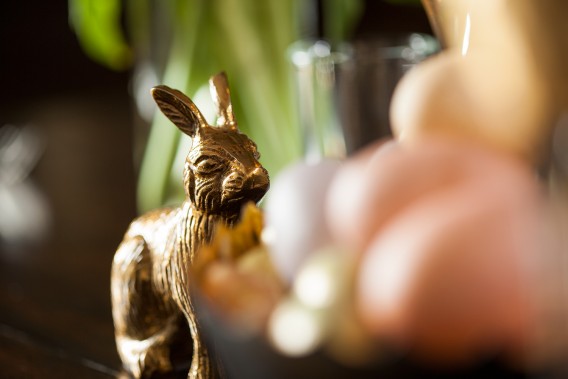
[288,34,439,162]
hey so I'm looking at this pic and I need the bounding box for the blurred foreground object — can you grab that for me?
[194,145,544,377]
[382,0,568,370]
[393,0,554,164]
[194,204,384,378]
[0,125,49,245]
[267,0,568,371]
[326,138,549,365]
[263,159,340,282]
[413,0,568,165]
[111,73,269,379]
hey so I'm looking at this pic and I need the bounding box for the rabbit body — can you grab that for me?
[111,73,269,379]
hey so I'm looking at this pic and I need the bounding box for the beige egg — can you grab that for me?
[390,51,552,163]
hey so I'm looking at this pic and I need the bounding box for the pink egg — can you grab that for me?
[349,138,546,364]
[326,138,498,253]
[324,140,393,253]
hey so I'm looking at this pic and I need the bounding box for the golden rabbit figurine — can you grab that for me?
[111,72,270,379]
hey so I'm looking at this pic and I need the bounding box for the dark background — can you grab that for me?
[0,0,135,376]
[0,0,131,120]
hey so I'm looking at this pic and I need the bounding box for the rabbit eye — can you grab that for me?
[193,156,222,174]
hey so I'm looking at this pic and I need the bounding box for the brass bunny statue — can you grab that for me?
[111,72,270,379]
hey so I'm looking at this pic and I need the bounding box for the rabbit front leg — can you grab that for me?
[112,236,187,378]
[185,305,221,379]
[167,255,220,379]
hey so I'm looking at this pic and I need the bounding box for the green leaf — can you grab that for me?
[323,0,364,46]
[69,0,132,70]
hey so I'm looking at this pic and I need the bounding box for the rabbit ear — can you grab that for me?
[209,72,236,129]
[151,85,207,137]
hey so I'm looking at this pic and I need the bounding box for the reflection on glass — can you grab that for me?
[289,35,439,160]
[289,41,349,162]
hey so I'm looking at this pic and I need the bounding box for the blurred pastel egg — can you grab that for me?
[353,139,545,364]
[326,138,481,253]
[268,297,326,357]
[263,160,340,282]
[389,51,551,162]
[292,246,349,310]
[324,140,391,252]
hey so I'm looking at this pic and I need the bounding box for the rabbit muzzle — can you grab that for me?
[221,166,268,209]
[245,166,270,203]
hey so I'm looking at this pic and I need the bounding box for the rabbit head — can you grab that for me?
[151,73,269,217]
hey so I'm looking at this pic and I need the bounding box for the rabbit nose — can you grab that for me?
[248,166,269,186]
[247,167,270,198]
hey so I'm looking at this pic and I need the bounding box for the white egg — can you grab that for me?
[263,160,341,282]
